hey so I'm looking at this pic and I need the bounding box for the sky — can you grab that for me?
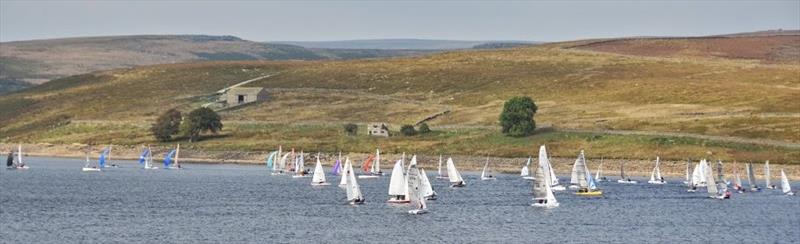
[1,0,799,42]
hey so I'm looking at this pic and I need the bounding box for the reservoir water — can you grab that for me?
[2,157,799,243]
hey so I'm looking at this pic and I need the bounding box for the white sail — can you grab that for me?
[345,160,364,202]
[780,169,792,195]
[685,161,691,185]
[17,145,22,166]
[311,157,327,185]
[570,161,579,185]
[734,163,743,189]
[704,160,724,198]
[437,155,444,176]
[446,157,465,185]
[388,160,408,196]
[649,157,664,184]
[692,160,707,186]
[595,160,603,181]
[539,145,559,186]
[419,168,436,198]
[521,156,531,177]
[764,161,773,188]
[481,157,495,180]
[407,164,427,212]
[339,158,351,186]
[746,163,759,190]
[279,153,290,172]
[574,151,589,188]
[532,159,558,207]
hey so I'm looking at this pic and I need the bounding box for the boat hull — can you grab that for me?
[408,209,428,215]
[311,182,331,186]
[568,185,580,190]
[617,179,638,184]
[575,191,603,196]
[481,177,496,181]
[357,175,379,179]
[647,180,667,185]
[522,176,535,180]
[292,175,310,178]
[81,167,101,172]
[387,198,411,204]
[531,202,559,208]
[551,185,566,191]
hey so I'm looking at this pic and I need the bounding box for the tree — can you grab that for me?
[150,109,182,142]
[185,107,223,142]
[499,96,538,137]
[418,123,431,134]
[343,123,358,136]
[400,125,417,136]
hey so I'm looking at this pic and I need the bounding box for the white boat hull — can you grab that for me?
[522,176,535,180]
[787,192,795,196]
[551,185,566,191]
[531,202,559,208]
[311,182,331,186]
[81,167,101,172]
[387,199,411,204]
[647,180,667,185]
[292,175,310,178]
[357,175,379,179]
[408,209,428,215]
[617,179,638,184]
[481,177,496,181]
[568,185,580,190]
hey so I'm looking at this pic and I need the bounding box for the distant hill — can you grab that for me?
[566,32,800,63]
[272,39,538,50]
[0,35,438,94]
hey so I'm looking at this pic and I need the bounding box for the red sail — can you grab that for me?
[362,155,375,173]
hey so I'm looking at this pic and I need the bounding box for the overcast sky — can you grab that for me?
[1,0,798,42]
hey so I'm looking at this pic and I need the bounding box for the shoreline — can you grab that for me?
[5,142,800,180]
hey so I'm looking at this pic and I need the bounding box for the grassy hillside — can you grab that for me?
[1,36,798,162]
[0,35,439,94]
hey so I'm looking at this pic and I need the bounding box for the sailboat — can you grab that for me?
[746,163,760,191]
[81,147,102,172]
[691,160,707,187]
[617,160,637,184]
[532,157,559,207]
[266,150,278,174]
[595,158,607,182]
[732,162,744,193]
[163,144,182,169]
[311,154,330,186]
[684,160,692,185]
[446,157,466,187]
[419,168,437,200]
[139,146,158,169]
[780,169,794,196]
[521,156,534,180]
[7,145,29,170]
[358,149,382,179]
[292,151,310,178]
[574,150,602,196]
[388,159,411,203]
[539,145,565,191]
[344,158,365,205]
[705,160,731,199]
[765,161,776,189]
[647,157,666,184]
[481,156,496,181]
[436,155,448,180]
[407,164,428,215]
[276,151,290,176]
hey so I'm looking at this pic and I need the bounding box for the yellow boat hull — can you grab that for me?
[575,190,603,196]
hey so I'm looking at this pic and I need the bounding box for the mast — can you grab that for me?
[175,143,180,168]
[17,144,22,165]
[764,161,772,188]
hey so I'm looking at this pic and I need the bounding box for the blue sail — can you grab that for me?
[586,168,598,190]
[266,151,277,169]
[99,148,108,168]
[163,149,176,168]
[138,148,150,165]
[332,159,341,175]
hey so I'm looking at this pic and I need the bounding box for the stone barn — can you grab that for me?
[224,87,268,106]
[367,123,390,137]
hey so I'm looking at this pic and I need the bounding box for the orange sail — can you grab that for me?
[362,155,375,173]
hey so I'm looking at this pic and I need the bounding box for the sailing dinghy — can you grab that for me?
[691,160,707,187]
[573,150,602,196]
[647,157,666,184]
[358,149,382,179]
[436,155,448,180]
[684,160,692,185]
[569,159,580,189]
[407,164,429,214]
[780,169,794,196]
[139,146,158,169]
[311,154,330,186]
[163,144,182,170]
[539,145,565,191]
[765,161,776,189]
[339,157,352,187]
[595,158,607,182]
[419,168,437,200]
[81,147,102,172]
[532,157,559,208]
[331,152,342,176]
[446,157,466,187]
[387,159,411,203]
[7,145,29,170]
[617,160,637,184]
[292,151,310,178]
[705,161,731,199]
[344,159,365,205]
[746,163,760,191]
[732,162,745,193]
[481,157,496,181]
[521,156,534,180]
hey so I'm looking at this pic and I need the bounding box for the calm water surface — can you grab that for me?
[1,157,799,243]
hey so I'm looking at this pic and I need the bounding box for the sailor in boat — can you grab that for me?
[452,181,466,187]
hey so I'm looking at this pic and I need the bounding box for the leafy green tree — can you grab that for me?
[499,96,538,137]
[418,123,431,134]
[400,125,417,136]
[185,107,223,142]
[150,109,182,142]
[343,123,358,136]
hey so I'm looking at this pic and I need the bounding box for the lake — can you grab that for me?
[1,157,799,243]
